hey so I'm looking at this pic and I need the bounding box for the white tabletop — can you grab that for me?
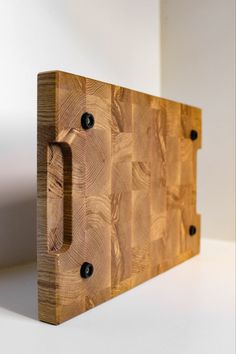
[0,238,235,354]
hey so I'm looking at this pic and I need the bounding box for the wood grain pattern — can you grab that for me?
[37,71,202,324]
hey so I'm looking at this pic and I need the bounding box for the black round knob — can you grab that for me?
[190,130,198,141]
[81,112,95,130]
[189,225,197,236]
[80,262,94,279]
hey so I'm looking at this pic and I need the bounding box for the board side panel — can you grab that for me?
[37,71,201,324]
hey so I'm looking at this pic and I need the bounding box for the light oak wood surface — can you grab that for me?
[37,71,201,324]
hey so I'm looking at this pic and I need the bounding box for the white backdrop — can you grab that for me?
[0,0,161,268]
[161,0,235,242]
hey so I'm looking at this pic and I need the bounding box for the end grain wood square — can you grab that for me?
[37,71,202,324]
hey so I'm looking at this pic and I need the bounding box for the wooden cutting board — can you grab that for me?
[37,71,201,324]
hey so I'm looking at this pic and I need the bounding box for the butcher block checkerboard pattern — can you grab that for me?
[37,71,201,324]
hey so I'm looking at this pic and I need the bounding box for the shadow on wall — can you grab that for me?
[0,195,37,269]
[0,263,37,320]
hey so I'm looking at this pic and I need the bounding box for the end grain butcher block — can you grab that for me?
[37,71,202,325]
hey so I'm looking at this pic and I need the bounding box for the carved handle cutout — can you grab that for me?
[47,142,72,252]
